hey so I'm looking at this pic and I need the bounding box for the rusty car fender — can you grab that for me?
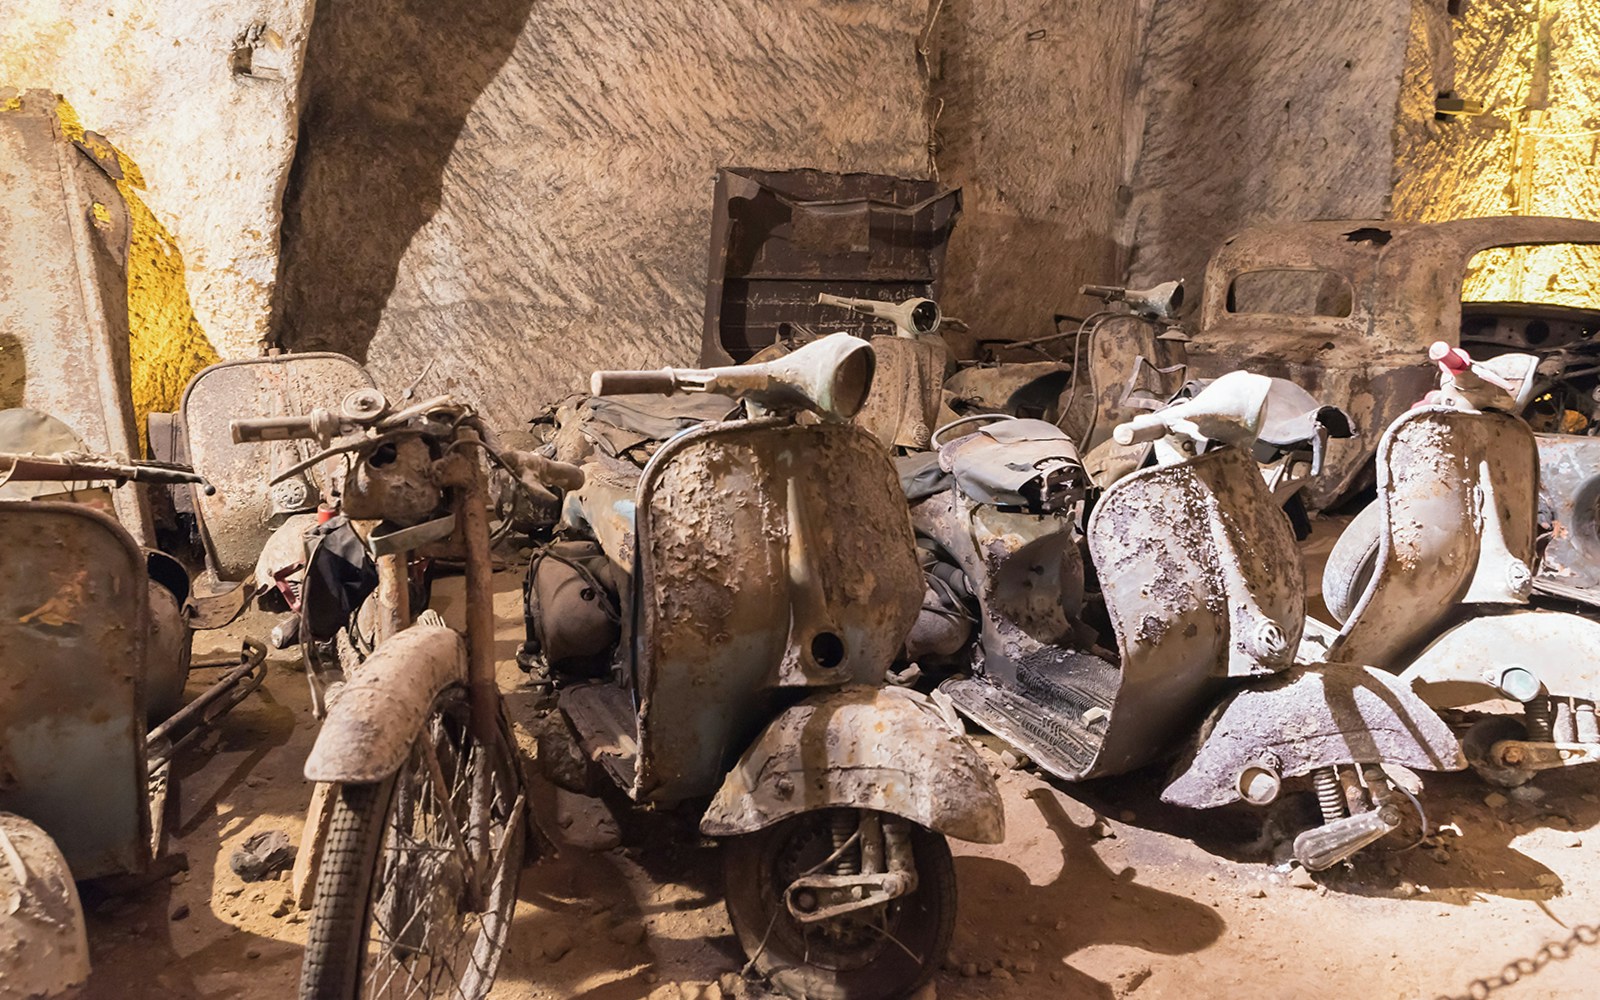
[699,685,1005,845]
[303,623,466,783]
[1398,609,1600,708]
[1162,663,1465,810]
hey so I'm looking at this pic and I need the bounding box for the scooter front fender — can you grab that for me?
[304,624,466,783]
[700,685,1005,844]
[1163,663,1465,810]
[1399,610,1600,707]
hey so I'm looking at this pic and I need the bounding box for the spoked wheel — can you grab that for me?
[722,809,955,1000]
[300,686,526,1000]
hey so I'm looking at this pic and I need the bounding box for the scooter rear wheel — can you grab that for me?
[722,809,955,1000]
[298,686,525,1000]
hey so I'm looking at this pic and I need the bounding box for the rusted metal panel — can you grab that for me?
[303,623,466,783]
[1162,663,1465,810]
[1083,446,1306,775]
[699,685,1003,845]
[180,353,374,580]
[701,168,961,364]
[0,501,148,879]
[1328,407,1538,668]
[0,90,152,544]
[633,420,922,802]
[1191,217,1600,508]
[1536,433,1600,604]
[1399,610,1600,708]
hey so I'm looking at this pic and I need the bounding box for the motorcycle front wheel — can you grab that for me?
[722,809,955,1000]
[299,686,525,1000]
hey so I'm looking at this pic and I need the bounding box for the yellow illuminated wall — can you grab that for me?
[24,98,220,445]
[1394,0,1600,307]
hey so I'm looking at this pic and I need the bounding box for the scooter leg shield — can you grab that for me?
[1162,663,1465,810]
[699,685,1005,845]
[303,623,466,783]
[1398,610,1600,708]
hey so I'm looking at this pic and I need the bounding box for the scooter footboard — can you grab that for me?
[304,623,467,783]
[1399,610,1600,708]
[700,685,1004,845]
[1162,663,1465,810]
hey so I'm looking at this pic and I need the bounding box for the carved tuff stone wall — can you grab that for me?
[1393,0,1600,306]
[1123,0,1416,290]
[929,1,1142,351]
[275,0,931,428]
[0,1,316,367]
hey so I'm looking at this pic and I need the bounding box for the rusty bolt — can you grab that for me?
[775,774,795,799]
[1501,744,1525,765]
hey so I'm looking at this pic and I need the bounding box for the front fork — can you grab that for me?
[784,811,920,923]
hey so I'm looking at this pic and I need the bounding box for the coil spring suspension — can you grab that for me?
[831,812,858,875]
[1527,696,1554,742]
[1314,767,1348,825]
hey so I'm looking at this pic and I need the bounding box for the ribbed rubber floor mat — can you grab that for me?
[941,656,1118,783]
[559,683,639,790]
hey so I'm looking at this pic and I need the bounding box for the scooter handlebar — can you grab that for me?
[1113,417,1169,446]
[590,370,680,396]
[230,410,338,444]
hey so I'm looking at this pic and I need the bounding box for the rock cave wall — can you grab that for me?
[929,1,1142,352]
[1122,0,1417,291]
[273,0,933,428]
[0,0,316,367]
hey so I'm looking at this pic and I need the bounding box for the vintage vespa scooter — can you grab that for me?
[0,445,266,996]
[1315,344,1600,788]
[523,334,1004,1000]
[920,372,1464,871]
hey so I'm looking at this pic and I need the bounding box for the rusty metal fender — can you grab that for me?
[303,623,466,783]
[699,685,1005,845]
[1162,663,1465,810]
[0,813,90,998]
[1398,609,1600,708]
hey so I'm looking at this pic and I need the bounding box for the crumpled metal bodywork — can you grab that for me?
[181,353,374,580]
[632,420,922,802]
[700,685,1004,845]
[1085,445,1306,773]
[303,623,466,784]
[851,335,946,450]
[1163,663,1465,809]
[1535,433,1600,605]
[1399,609,1600,707]
[1327,407,1538,668]
[0,91,152,544]
[0,813,89,998]
[0,502,148,879]
[701,168,960,365]
[1191,217,1600,509]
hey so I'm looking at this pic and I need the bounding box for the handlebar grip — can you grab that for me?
[231,414,320,444]
[590,370,679,396]
[1113,420,1169,446]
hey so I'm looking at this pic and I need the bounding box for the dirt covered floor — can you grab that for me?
[84,566,1600,1000]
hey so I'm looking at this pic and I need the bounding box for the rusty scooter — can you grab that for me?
[0,445,267,996]
[1314,344,1600,789]
[920,372,1464,872]
[523,334,1004,1000]
[229,389,557,1000]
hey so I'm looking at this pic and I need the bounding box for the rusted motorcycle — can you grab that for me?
[229,390,551,1000]
[1315,344,1600,788]
[523,334,1004,1000]
[919,372,1464,872]
[0,444,266,996]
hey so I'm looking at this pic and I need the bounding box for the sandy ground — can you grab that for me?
[82,560,1600,1000]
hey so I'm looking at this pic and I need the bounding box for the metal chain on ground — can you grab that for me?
[1435,921,1600,999]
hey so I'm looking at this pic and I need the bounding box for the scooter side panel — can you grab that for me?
[180,354,375,580]
[633,421,921,802]
[1330,407,1538,668]
[0,502,149,878]
[1086,446,1305,774]
[1536,433,1600,605]
[1398,609,1600,708]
